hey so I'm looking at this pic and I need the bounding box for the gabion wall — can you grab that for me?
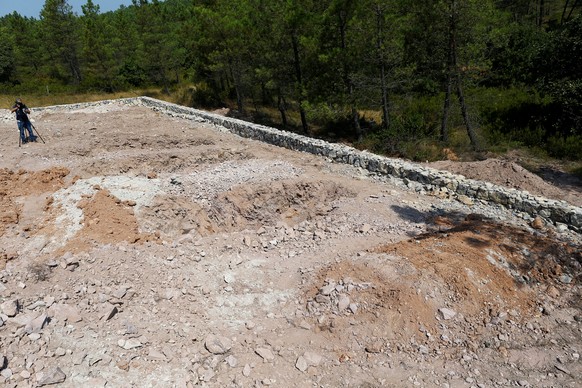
[36,97,582,232]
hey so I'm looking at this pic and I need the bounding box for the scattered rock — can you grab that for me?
[531,216,544,229]
[204,335,232,354]
[37,367,66,386]
[255,347,275,361]
[1,299,18,317]
[48,303,82,323]
[295,356,308,372]
[25,313,49,334]
[438,308,457,320]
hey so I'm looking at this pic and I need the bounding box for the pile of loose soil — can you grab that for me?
[429,159,582,207]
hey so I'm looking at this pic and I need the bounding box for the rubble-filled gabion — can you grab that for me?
[37,97,582,232]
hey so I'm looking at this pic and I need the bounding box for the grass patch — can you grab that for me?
[1,88,173,109]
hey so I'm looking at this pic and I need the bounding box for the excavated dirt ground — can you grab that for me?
[0,101,581,388]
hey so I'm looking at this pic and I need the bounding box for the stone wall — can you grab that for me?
[38,97,582,232]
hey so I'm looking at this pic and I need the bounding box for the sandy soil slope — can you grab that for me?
[0,101,580,388]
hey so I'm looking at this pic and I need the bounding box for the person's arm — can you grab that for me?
[10,105,17,113]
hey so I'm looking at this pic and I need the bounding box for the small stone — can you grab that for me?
[348,303,358,314]
[1,299,18,317]
[48,303,82,323]
[365,341,383,353]
[105,305,119,321]
[302,351,322,366]
[531,217,544,229]
[320,284,335,295]
[547,286,560,298]
[37,367,66,386]
[119,338,142,350]
[255,347,275,361]
[242,364,251,377]
[116,360,130,371]
[73,353,87,365]
[148,349,166,361]
[225,355,238,367]
[201,368,215,382]
[337,295,350,311]
[25,313,49,334]
[112,287,127,299]
[559,274,572,284]
[204,334,232,354]
[296,356,308,372]
[87,355,103,366]
[556,223,569,233]
[224,273,235,284]
[438,308,456,320]
[457,195,474,206]
[28,333,41,341]
[555,364,571,375]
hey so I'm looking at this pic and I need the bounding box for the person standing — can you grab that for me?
[11,98,37,144]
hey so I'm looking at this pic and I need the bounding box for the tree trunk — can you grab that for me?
[441,1,456,144]
[338,9,361,140]
[567,0,581,21]
[291,33,309,134]
[561,0,570,24]
[441,73,452,143]
[455,76,479,151]
[538,0,545,28]
[375,5,390,131]
[231,62,244,113]
[379,63,389,131]
[278,90,288,129]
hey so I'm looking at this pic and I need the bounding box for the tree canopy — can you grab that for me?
[1,0,580,160]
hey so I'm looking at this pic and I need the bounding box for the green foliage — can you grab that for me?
[0,28,15,83]
[357,94,441,157]
[186,82,224,109]
[546,134,582,160]
[536,16,582,136]
[0,0,579,161]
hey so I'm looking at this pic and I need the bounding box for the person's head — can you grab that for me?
[15,98,22,106]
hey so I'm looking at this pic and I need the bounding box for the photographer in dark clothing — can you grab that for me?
[11,98,37,144]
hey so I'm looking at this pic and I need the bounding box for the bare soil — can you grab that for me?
[0,102,580,387]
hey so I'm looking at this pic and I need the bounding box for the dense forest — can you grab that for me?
[0,0,580,161]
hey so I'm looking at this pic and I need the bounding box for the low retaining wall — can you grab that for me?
[39,97,582,232]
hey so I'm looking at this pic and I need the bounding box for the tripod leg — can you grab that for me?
[31,123,46,144]
[18,124,23,147]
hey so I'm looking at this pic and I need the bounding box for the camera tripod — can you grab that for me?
[18,122,46,147]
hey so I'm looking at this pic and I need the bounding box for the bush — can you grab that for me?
[188,82,224,109]
[546,134,582,160]
[477,86,582,160]
[357,94,441,156]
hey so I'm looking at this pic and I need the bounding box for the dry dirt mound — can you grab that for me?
[0,167,69,238]
[0,103,580,387]
[429,159,582,207]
